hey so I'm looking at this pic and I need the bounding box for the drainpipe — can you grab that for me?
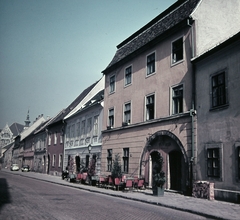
[188,17,197,195]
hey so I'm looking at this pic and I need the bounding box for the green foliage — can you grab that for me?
[152,152,165,188]
[153,171,166,188]
[111,154,122,178]
[88,157,96,177]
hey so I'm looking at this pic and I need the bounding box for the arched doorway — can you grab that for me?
[169,150,182,191]
[141,130,189,193]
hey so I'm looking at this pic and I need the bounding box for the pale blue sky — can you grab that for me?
[0,0,175,128]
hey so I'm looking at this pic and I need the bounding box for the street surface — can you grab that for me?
[0,172,209,220]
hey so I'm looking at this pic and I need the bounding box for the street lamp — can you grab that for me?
[88,144,92,154]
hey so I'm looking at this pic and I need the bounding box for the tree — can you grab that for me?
[111,154,122,178]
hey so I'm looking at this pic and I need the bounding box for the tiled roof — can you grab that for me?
[9,123,24,136]
[48,81,99,126]
[103,0,200,73]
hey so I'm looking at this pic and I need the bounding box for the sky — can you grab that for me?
[0,0,176,128]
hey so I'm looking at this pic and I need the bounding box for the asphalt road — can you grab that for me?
[0,172,208,220]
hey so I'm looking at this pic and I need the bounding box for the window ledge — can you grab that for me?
[146,72,156,78]
[210,104,229,112]
[171,59,184,67]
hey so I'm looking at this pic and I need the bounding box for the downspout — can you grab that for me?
[188,17,197,195]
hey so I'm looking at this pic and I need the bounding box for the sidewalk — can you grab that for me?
[2,169,240,220]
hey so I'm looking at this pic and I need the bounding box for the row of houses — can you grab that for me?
[1,0,240,203]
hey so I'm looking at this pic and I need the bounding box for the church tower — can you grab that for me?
[24,109,31,128]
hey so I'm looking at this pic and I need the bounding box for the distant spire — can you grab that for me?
[24,109,31,127]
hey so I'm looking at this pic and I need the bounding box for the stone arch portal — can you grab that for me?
[140,130,189,194]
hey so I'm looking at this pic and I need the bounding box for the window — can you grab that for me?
[146,94,155,120]
[125,66,132,86]
[108,108,114,127]
[124,102,131,124]
[211,72,227,108]
[67,126,70,142]
[81,120,85,138]
[87,118,92,137]
[147,52,155,75]
[76,122,80,139]
[54,132,57,145]
[48,134,51,146]
[60,134,63,144]
[172,37,183,64]
[172,85,183,114]
[52,154,56,167]
[71,124,75,139]
[123,148,129,173]
[107,149,112,172]
[109,75,115,93]
[59,154,62,168]
[205,143,222,180]
[93,116,99,136]
[207,148,220,178]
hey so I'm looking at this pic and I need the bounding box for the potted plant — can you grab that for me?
[152,152,165,196]
[152,170,166,196]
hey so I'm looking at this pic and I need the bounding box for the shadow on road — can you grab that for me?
[0,178,11,210]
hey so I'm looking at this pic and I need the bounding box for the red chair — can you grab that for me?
[137,179,145,191]
[133,176,138,189]
[114,178,121,191]
[98,177,106,188]
[106,176,113,189]
[76,173,82,183]
[124,179,133,191]
[82,172,87,183]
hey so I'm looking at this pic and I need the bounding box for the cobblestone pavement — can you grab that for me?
[2,169,240,220]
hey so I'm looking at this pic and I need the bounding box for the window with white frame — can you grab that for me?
[54,132,57,145]
[60,134,63,144]
[172,37,183,64]
[76,122,80,139]
[107,149,112,172]
[48,134,51,146]
[71,124,75,139]
[67,126,70,142]
[52,154,56,167]
[146,94,155,120]
[125,66,132,86]
[147,52,155,75]
[108,108,114,127]
[123,148,129,173]
[124,102,131,124]
[205,144,222,179]
[172,85,183,114]
[93,115,98,136]
[59,154,62,168]
[81,120,85,138]
[109,75,116,93]
[87,118,92,137]
[211,72,227,108]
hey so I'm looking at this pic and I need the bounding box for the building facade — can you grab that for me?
[63,77,104,176]
[101,0,240,196]
[193,32,240,202]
